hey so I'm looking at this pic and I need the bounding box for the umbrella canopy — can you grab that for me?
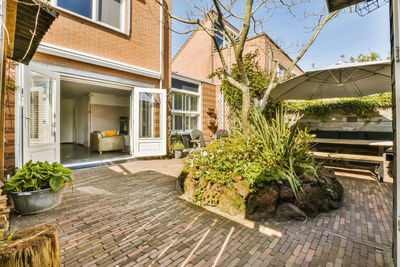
[269,60,391,100]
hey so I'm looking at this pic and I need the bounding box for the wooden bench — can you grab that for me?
[314,138,393,155]
[310,151,387,182]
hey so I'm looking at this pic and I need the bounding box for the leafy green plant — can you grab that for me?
[264,93,392,122]
[186,108,316,200]
[173,142,185,151]
[4,161,73,192]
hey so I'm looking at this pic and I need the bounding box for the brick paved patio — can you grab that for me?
[11,159,394,266]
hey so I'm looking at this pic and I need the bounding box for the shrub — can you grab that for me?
[4,161,73,192]
[173,142,185,151]
[186,108,316,199]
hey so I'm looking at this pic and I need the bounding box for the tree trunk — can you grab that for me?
[242,87,251,136]
[0,225,61,267]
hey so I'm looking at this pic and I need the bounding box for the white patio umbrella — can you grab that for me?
[269,60,391,100]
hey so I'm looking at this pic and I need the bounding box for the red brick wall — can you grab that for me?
[42,0,171,73]
[4,61,16,173]
[33,53,160,87]
[201,82,216,141]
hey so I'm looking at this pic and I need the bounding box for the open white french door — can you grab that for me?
[132,87,166,157]
[21,64,60,164]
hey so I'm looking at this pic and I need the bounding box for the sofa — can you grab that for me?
[90,131,125,154]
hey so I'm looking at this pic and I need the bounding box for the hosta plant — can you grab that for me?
[4,161,73,192]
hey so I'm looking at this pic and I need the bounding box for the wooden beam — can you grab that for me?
[5,0,17,58]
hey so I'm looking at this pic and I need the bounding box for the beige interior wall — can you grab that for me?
[76,95,89,146]
[90,105,130,133]
[60,99,75,143]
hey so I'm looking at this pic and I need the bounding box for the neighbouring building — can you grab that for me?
[172,12,303,134]
[6,0,172,171]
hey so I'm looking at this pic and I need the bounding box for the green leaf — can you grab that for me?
[49,176,64,191]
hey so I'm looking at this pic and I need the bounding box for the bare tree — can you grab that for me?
[155,0,339,135]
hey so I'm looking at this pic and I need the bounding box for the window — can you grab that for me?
[56,0,125,30]
[277,65,286,78]
[213,22,238,49]
[172,78,201,133]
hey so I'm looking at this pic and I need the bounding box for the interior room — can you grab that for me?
[60,79,132,166]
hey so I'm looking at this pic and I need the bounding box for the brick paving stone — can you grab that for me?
[9,160,395,266]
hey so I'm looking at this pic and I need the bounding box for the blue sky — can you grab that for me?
[171,1,390,72]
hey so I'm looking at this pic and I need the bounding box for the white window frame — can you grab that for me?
[213,22,239,49]
[171,81,202,134]
[51,0,127,33]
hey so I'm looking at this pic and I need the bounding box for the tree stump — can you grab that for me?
[0,224,60,267]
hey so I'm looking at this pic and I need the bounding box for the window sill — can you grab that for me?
[53,6,130,38]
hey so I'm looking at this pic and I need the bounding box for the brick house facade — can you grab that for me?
[172,18,303,134]
[6,0,172,171]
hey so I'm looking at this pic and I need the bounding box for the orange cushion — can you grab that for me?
[104,130,117,137]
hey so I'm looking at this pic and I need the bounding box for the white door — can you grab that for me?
[22,64,60,163]
[133,87,166,157]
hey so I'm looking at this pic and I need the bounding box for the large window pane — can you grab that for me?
[173,93,183,110]
[189,96,198,111]
[172,78,199,93]
[58,0,92,18]
[190,115,198,130]
[174,115,183,131]
[30,72,56,144]
[98,0,122,28]
[139,92,161,138]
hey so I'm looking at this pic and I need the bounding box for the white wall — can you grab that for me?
[60,99,75,143]
[76,95,89,146]
[89,93,130,134]
[90,93,130,107]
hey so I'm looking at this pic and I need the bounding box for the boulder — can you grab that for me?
[246,185,278,221]
[184,175,197,200]
[298,175,318,185]
[323,176,344,201]
[276,203,307,221]
[318,166,336,180]
[203,183,222,206]
[296,184,327,217]
[218,188,246,215]
[233,180,250,199]
[279,184,295,202]
[232,175,243,183]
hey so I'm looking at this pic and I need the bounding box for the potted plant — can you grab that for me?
[4,161,73,215]
[173,142,185,158]
[206,107,216,118]
[207,119,217,128]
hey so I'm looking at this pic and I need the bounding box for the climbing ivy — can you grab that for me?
[279,92,392,122]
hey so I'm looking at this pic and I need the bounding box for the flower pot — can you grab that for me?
[9,185,65,215]
[175,150,183,159]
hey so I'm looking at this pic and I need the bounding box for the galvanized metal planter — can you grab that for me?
[175,150,183,158]
[9,186,65,215]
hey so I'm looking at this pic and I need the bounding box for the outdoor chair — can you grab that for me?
[216,129,229,140]
[190,129,206,148]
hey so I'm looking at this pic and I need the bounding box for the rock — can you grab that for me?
[232,175,243,183]
[279,185,295,202]
[320,198,330,212]
[203,184,222,206]
[318,166,336,180]
[184,176,197,200]
[296,184,327,217]
[218,188,246,216]
[246,185,278,221]
[329,199,342,209]
[199,176,208,188]
[233,180,250,199]
[323,176,344,201]
[298,175,318,185]
[276,203,307,221]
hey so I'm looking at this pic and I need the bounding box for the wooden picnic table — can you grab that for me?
[313,138,393,155]
[314,138,393,147]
